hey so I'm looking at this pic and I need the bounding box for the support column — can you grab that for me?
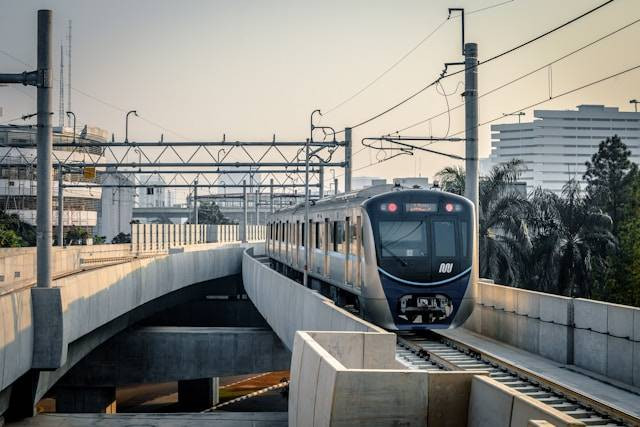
[255,190,259,225]
[344,127,352,193]
[36,9,53,289]
[463,42,479,279]
[57,164,63,246]
[319,166,324,198]
[334,177,339,196]
[178,378,219,411]
[56,386,116,413]
[242,180,248,243]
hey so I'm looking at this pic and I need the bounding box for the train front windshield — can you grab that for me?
[367,191,472,283]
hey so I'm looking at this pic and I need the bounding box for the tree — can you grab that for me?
[194,201,231,224]
[0,211,36,246]
[0,228,23,247]
[435,159,531,285]
[435,166,465,195]
[111,232,131,244]
[584,135,637,233]
[65,226,89,245]
[527,181,616,298]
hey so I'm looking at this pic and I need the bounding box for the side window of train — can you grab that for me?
[350,219,358,256]
[315,222,322,249]
[324,218,330,251]
[334,221,345,253]
[433,220,457,258]
[301,222,305,247]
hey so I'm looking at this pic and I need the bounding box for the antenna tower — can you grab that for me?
[67,20,72,126]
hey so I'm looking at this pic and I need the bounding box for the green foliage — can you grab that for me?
[194,201,231,225]
[0,211,36,247]
[0,228,23,247]
[435,166,465,195]
[111,232,131,244]
[65,226,89,245]
[93,235,107,244]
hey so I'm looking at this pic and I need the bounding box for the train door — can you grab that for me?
[355,215,362,291]
[323,218,329,277]
[430,217,459,280]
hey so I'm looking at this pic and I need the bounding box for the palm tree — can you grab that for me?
[435,166,465,195]
[435,160,531,285]
[527,180,616,297]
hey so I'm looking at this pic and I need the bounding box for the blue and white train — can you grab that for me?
[266,184,476,330]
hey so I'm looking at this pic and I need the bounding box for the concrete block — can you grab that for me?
[511,394,585,426]
[606,335,633,384]
[516,316,540,354]
[363,332,397,369]
[515,289,540,319]
[539,293,572,325]
[574,299,607,333]
[313,331,364,369]
[491,285,505,310]
[481,306,499,341]
[607,303,635,339]
[574,329,607,375]
[312,357,338,427]
[634,309,640,342]
[468,376,516,427]
[427,372,479,427]
[538,322,570,364]
[463,304,482,333]
[502,286,517,313]
[296,339,323,425]
[494,311,518,347]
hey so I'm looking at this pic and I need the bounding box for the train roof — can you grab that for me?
[269,184,446,218]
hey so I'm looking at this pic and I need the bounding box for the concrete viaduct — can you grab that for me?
[1,237,639,426]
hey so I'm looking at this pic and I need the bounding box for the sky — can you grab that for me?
[1,0,639,189]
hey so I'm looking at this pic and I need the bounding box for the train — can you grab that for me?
[265,184,476,330]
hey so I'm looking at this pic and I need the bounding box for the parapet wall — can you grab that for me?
[290,331,585,427]
[465,281,640,387]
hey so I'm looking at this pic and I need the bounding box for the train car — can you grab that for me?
[265,184,476,330]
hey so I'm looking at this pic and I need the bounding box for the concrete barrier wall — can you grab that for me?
[242,249,384,350]
[468,375,585,427]
[465,281,640,387]
[0,244,132,290]
[0,287,33,395]
[289,331,580,427]
[32,243,250,370]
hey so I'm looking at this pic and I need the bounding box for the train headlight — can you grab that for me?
[381,202,398,213]
[445,203,454,212]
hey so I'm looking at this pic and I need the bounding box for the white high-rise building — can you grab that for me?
[483,105,640,194]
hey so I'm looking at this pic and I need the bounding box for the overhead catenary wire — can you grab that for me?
[324,0,516,117]
[336,0,616,135]
[384,15,640,136]
[337,62,640,177]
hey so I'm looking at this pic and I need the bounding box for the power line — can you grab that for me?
[324,0,516,118]
[385,15,640,136]
[340,62,640,176]
[336,0,616,134]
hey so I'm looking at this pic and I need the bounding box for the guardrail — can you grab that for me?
[465,280,640,388]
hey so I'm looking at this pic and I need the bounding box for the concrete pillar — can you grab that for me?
[56,386,116,413]
[178,378,219,411]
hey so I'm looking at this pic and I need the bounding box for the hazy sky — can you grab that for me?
[1,0,639,186]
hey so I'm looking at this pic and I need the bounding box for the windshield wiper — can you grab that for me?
[382,246,408,267]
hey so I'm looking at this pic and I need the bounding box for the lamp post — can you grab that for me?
[630,99,639,113]
[65,111,76,143]
[125,110,138,143]
[502,112,525,123]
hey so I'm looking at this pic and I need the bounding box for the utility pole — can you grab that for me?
[255,189,259,225]
[37,10,53,288]
[303,136,310,288]
[242,179,248,243]
[319,166,324,198]
[464,42,479,278]
[344,127,352,192]
[57,164,64,246]
[334,178,339,196]
[630,99,639,112]
[0,10,53,287]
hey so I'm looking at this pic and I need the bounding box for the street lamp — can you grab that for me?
[630,99,638,113]
[125,110,138,143]
[65,111,76,143]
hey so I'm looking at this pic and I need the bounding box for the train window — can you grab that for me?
[315,222,321,249]
[275,223,279,242]
[433,220,456,257]
[378,221,427,258]
[334,221,345,253]
[324,218,330,251]
[327,220,333,247]
[350,221,358,256]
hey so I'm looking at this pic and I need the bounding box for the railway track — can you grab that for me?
[396,332,639,427]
